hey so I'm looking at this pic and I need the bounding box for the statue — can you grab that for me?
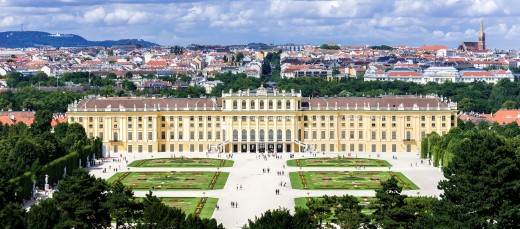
[63,167,67,178]
[79,158,82,168]
[44,174,49,191]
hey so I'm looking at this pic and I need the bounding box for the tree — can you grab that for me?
[122,80,137,91]
[293,207,314,229]
[31,110,53,134]
[105,181,141,228]
[372,176,414,228]
[333,195,367,229]
[106,73,118,80]
[501,100,517,109]
[124,71,133,79]
[138,191,185,228]
[307,197,332,228]
[246,208,295,229]
[53,169,110,229]
[0,202,26,229]
[436,130,520,228]
[26,198,60,229]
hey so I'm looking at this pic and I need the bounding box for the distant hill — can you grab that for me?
[0,31,159,48]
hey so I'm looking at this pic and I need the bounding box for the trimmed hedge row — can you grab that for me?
[9,171,34,200]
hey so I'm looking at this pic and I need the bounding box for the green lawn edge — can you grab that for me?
[286,158,392,167]
[289,172,303,189]
[393,172,420,190]
[213,172,229,189]
[128,158,234,167]
[199,197,218,219]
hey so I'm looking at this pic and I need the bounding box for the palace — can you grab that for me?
[67,86,458,155]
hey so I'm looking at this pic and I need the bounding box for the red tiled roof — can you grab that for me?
[387,71,421,77]
[460,71,493,77]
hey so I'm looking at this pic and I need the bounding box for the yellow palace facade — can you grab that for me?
[67,86,457,155]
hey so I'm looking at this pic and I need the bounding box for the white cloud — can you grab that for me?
[0,16,15,27]
[83,7,105,23]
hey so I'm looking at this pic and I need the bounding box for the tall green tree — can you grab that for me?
[246,208,295,229]
[105,181,141,228]
[53,169,110,229]
[31,110,53,134]
[372,176,414,228]
[26,198,60,229]
[436,130,520,228]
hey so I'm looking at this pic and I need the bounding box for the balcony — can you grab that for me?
[403,139,415,143]
[109,140,121,142]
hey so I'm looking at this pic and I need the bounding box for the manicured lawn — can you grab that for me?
[128,157,234,167]
[289,171,418,190]
[136,197,218,219]
[287,157,391,167]
[107,171,229,190]
[295,196,377,215]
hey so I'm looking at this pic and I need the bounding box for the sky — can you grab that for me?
[0,0,519,49]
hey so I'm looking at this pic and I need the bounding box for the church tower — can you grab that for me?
[478,20,486,50]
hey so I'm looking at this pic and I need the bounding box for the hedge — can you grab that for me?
[39,151,79,186]
[9,171,34,200]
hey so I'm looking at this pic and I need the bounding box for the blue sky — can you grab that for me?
[0,0,519,49]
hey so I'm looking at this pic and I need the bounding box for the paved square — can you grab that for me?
[290,171,419,190]
[90,152,444,228]
[107,171,229,190]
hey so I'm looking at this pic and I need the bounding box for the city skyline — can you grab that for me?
[0,0,519,49]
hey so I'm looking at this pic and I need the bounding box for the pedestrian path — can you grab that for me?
[89,152,444,228]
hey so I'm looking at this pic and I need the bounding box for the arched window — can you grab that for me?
[233,130,238,141]
[268,129,274,141]
[233,100,238,109]
[242,100,247,110]
[277,129,283,141]
[286,129,291,140]
[250,100,255,109]
[250,130,256,141]
[113,132,118,141]
[277,100,282,109]
[260,100,265,109]
[406,131,411,140]
[286,101,291,110]
[242,129,247,141]
[268,100,273,109]
[259,129,265,141]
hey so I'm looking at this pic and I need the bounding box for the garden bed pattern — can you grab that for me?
[128,157,233,167]
[288,157,391,167]
[291,171,418,190]
[107,171,228,190]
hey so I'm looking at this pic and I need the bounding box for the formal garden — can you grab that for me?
[107,171,229,190]
[289,171,418,190]
[128,157,234,167]
[136,197,218,219]
[287,156,391,167]
[295,196,377,215]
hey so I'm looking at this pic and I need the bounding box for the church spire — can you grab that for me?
[478,19,486,50]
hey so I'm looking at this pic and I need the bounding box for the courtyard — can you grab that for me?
[289,171,419,190]
[90,151,444,228]
[107,171,229,190]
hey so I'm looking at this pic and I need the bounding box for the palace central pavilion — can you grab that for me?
[67,86,457,155]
